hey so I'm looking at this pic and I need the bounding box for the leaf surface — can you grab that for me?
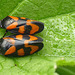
[0,0,75,75]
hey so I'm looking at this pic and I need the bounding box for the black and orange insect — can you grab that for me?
[0,16,44,35]
[0,35,43,56]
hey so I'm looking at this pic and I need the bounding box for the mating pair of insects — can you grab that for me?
[0,16,44,57]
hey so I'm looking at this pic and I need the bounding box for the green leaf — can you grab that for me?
[0,0,75,75]
[56,66,75,75]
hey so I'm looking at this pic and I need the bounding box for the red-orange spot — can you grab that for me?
[25,44,39,54]
[26,20,39,34]
[17,48,25,56]
[30,46,39,54]
[18,26,25,34]
[3,37,15,45]
[6,22,18,30]
[28,35,38,41]
[24,35,38,54]
[20,17,26,19]
[9,16,19,21]
[16,35,23,40]
[5,46,16,55]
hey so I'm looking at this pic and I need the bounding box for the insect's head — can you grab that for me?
[0,21,2,28]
